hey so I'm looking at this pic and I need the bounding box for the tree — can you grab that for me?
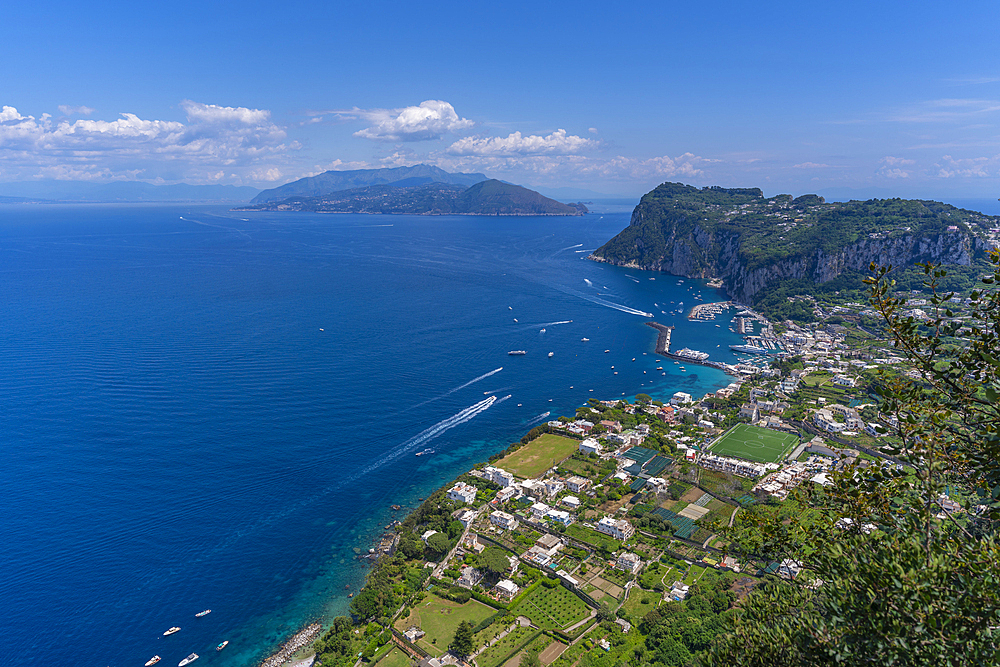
[449,620,474,657]
[597,601,615,623]
[478,546,510,576]
[425,532,451,560]
[709,254,1000,665]
[520,648,541,667]
[636,393,652,404]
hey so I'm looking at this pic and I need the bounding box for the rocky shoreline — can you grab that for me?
[259,623,321,667]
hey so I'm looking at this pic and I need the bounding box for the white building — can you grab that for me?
[421,529,438,544]
[545,509,574,526]
[615,551,642,573]
[566,475,591,493]
[490,510,519,531]
[483,465,515,488]
[530,502,551,520]
[670,391,693,405]
[561,495,581,509]
[544,479,565,497]
[447,482,478,504]
[455,509,476,528]
[494,486,519,503]
[698,453,767,478]
[596,516,634,541]
[579,438,602,456]
[494,579,519,600]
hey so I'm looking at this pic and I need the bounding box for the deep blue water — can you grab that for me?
[0,205,749,667]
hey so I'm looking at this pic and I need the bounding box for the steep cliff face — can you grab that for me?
[591,182,995,306]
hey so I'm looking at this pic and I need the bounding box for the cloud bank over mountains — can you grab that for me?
[3,95,1000,196]
[0,101,294,183]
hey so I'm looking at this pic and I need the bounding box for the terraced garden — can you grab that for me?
[512,583,591,630]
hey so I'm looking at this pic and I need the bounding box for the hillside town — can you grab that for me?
[293,253,1000,667]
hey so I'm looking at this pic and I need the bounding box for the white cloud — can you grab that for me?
[0,101,295,184]
[447,129,598,157]
[57,105,95,116]
[588,127,598,134]
[349,100,474,142]
[792,162,830,169]
[935,154,996,178]
[434,151,708,183]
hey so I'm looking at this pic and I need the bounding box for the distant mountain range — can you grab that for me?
[243,166,586,216]
[0,181,260,202]
[251,164,488,204]
[239,178,587,216]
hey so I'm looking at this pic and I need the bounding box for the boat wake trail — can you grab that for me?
[561,243,584,251]
[544,320,573,326]
[406,367,503,411]
[355,396,498,476]
[554,285,653,317]
[523,411,551,426]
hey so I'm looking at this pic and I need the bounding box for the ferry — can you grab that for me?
[145,657,161,666]
[195,610,211,617]
[508,350,526,356]
[178,654,199,667]
[164,627,181,636]
[217,641,229,651]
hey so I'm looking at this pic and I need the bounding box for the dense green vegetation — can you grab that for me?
[592,182,996,321]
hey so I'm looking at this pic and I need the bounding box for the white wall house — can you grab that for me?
[596,516,634,541]
[490,510,518,531]
[447,482,478,504]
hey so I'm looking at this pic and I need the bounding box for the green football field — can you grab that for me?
[707,423,798,463]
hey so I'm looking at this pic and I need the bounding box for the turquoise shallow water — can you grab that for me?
[0,205,747,667]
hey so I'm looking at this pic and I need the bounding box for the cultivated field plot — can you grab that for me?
[375,648,413,667]
[499,434,580,478]
[708,423,798,463]
[394,596,495,656]
[512,583,591,630]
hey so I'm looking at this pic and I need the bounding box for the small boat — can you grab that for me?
[581,338,589,342]
[217,641,229,652]
[508,350,526,356]
[604,349,610,353]
[540,328,546,333]
[164,627,181,636]
[178,654,199,667]
[195,610,211,617]
[548,352,554,358]
[513,318,518,322]
[145,657,161,666]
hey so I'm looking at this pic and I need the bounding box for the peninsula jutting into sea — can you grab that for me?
[252,183,1000,667]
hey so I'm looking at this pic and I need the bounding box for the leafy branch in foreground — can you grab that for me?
[708,251,1000,666]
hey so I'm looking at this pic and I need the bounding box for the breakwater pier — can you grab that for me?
[645,321,734,373]
[645,321,674,355]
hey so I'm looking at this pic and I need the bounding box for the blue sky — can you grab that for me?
[3,0,1000,197]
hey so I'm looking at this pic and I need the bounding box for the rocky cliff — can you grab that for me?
[591,182,994,305]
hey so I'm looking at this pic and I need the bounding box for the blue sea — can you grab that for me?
[0,205,751,667]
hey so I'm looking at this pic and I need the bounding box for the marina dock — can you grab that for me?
[645,322,674,355]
